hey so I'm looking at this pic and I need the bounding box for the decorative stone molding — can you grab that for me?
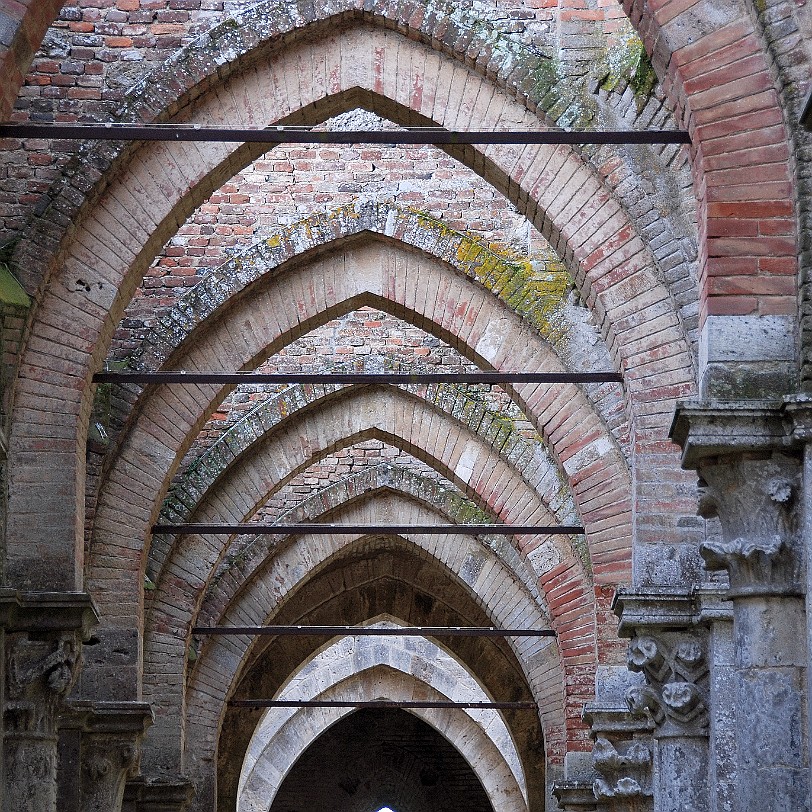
[592,737,651,800]
[122,777,194,812]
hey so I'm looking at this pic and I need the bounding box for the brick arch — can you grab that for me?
[178,495,566,797]
[7,16,692,592]
[151,378,576,589]
[238,664,528,812]
[86,241,626,669]
[193,464,548,631]
[208,533,552,812]
[236,638,528,812]
[7,0,794,353]
[142,388,589,724]
[623,0,799,354]
[11,0,674,297]
[132,201,591,376]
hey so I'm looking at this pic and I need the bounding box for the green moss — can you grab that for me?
[409,208,570,341]
[0,263,30,310]
[600,32,657,104]
[572,533,592,577]
[530,56,562,102]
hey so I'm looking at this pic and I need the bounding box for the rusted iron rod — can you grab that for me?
[193,625,557,637]
[229,699,537,709]
[0,123,690,145]
[93,371,623,384]
[153,523,584,535]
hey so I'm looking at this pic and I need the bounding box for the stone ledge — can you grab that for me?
[123,777,194,812]
[671,396,812,469]
[583,704,655,736]
[552,780,600,809]
[670,400,790,469]
[613,588,730,638]
[0,589,98,636]
[61,701,153,735]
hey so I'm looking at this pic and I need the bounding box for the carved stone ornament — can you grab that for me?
[5,632,80,735]
[82,736,143,812]
[696,454,802,596]
[625,633,708,736]
[592,736,653,800]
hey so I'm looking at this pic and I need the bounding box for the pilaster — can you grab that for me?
[613,589,729,812]
[60,701,153,812]
[671,399,811,812]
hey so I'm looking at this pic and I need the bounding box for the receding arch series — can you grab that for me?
[8,17,693,593]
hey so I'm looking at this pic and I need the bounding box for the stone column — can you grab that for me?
[672,401,810,812]
[1,592,97,812]
[613,589,729,812]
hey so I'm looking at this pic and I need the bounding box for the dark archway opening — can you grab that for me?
[268,709,495,812]
[218,540,545,811]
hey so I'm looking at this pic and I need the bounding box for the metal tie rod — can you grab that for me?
[153,523,584,535]
[229,699,537,709]
[192,625,556,637]
[93,371,622,384]
[0,123,691,145]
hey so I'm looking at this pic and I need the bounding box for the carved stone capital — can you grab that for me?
[5,632,80,736]
[0,592,97,812]
[613,590,726,740]
[625,631,709,736]
[2,592,97,737]
[591,736,653,801]
[62,702,153,812]
[696,453,802,596]
[583,701,654,809]
[671,401,805,597]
